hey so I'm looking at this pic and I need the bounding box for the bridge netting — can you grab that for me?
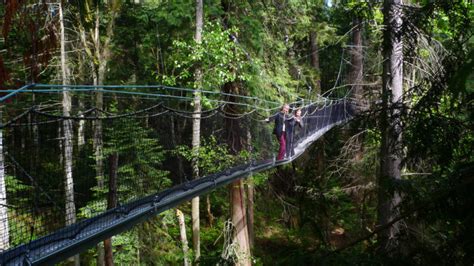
[0,84,355,264]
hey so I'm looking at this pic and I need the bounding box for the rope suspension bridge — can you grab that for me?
[0,81,357,265]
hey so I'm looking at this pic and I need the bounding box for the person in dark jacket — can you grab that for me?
[285,108,304,158]
[267,103,290,160]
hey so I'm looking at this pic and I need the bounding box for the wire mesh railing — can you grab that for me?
[0,84,355,264]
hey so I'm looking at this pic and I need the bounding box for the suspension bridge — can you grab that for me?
[0,83,356,265]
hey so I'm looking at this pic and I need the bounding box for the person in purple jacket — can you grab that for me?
[285,108,304,158]
[267,103,290,160]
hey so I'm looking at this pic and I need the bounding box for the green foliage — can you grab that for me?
[78,115,172,262]
[175,135,248,175]
[164,22,251,89]
[5,175,30,195]
[137,210,187,265]
[104,117,170,201]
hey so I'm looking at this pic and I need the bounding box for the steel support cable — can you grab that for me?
[304,101,329,117]
[217,109,257,120]
[32,84,283,108]
[2,107,96,128]
[6,92,304,124]
[217,104,258,118]
[34,84,283,107]
[31,102,164,120]
[2,103,225,128]
[10,88,220,106]
[0,107,36,129]
[6,119,64,127]
[248,101,332,123]
[0,84,35,102]
[92,103,164,117]
[3,82,309,112]
[78,107,100,116]
[160,103,225,115]
[134,110,170,118]
[252,100,331,122]
[5,88,282,112]
[2,102,257,128]
[97,103,183,118]
[170,109,221,119]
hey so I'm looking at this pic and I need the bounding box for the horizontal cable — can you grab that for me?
[35,83,282,106]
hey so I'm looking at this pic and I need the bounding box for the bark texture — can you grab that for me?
[191,0,203,262]
[0,109,9,251]
[378,0,404,253]
[60,3,79,265]
[177,209,190,266]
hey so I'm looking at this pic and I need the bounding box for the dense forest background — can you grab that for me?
[0,0,473,265]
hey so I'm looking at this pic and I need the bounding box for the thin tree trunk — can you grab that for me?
[92,4,105,191]
[245,127,254,249]
[231,179,251,266]
[28,111,38,179]
[77,25,87,151]
[0,108,10,251]
[91,5,105,266]
[348,16,366,182]
[206,195,214,227]
[170,116,185,183]
[223,82,251,266]
[378,0,404,253]
[93,3,105,190]
[104,152,118,266]
[60,3,79,265]
[76,46,86,150]
[349,16,364,109]
[59,126,63,167]
[191,0,203,263]
[77,99,85,149]
[310,30,321,91]
[89,2,118,263]
[245,181,254,249]
[176,209,190,266]
[93,91,105,266]
[310,28,326,214]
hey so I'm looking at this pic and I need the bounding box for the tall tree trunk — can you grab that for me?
[28,110,38,180]
[231,179,251,266]
[93,4,105,191]
[170,116,185,183]
[94,94,105,266]
[245,180,254,249]
[0,108,10,251]
[378,0,404,253]
[245,127,254,249]
[76,25,88,152]
[104,152,118,266]
[77,42,86,150]
[176,209,190,266]
[59,3,79,265]
[77,99,86,150]
[84,2,119,264]
[310,29,326,242]
[348,16,366,181]
[310,30,321,91]
[349,16,364,108]
[191,0,203,263]
[206,195,215,227]
[223,82,251,266]
[92,7,105,263]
